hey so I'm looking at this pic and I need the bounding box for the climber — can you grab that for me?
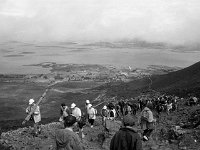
[55,115,84,150]
[71,103,82,121]
[87,104,97,128]
[59,103,71,122]
[110,114,142,150]
[140,104,156,141]
[25,99,41,136]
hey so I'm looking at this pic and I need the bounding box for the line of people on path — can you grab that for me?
[100,101,155,150]
[25,97,155,150]
[57,101,147,150]
[58,100,98,139]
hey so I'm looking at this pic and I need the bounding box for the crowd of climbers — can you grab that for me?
[25,93,199,150]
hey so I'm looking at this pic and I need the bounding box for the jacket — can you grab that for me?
[26,104,41,123]
[140,107,155,130]
[110,127,142,150]
[87,107,96,119]
[72,107,82,121]
[55,128,84,150]
[141,107,154,122]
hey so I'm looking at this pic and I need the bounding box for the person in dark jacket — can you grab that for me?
[110,114,142,150]
[55,115,84,150]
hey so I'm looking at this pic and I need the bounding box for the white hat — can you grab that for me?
[103,105,107,109]
[86,100,90,104]
[29,99,34,105]
[88,104,92,108]
[71,103,76,108]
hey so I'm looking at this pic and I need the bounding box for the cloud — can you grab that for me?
[0,0,200,44]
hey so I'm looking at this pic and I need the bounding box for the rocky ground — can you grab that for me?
[1,102,200,150]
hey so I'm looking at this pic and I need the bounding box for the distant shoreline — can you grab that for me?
[1,41,198,74]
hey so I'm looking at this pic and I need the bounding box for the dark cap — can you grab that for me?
[123,114,136,126]
[64,115,77,127]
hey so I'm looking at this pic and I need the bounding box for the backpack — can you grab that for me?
[141,110,149,121]
[109,109,116,118]
[101,109,108,117]
[78,115,86,128]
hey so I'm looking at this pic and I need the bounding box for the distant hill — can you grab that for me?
[83,39,200,52]
[151,61,200,97]
[104,61,200,98]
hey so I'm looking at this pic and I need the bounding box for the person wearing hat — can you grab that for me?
[71,103,82,121]
[55,115,84,150]
[26,98,41,136]
[87,103,97,128]
[110,114,142,150]
[85,100,91,121]
[86,100,90,105]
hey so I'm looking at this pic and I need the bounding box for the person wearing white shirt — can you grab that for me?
[87,104,96,128]
[71,103,82,121]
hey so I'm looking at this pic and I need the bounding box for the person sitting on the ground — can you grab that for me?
[26,98,41,136]
[87,104,97,128]
[55,115,84,150]
[110,114,142,150]
[71,103,82,121]
[140,105,156,141]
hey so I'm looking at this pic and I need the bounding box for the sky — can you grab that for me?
[0,0,200,45]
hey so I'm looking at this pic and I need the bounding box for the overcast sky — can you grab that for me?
[0,0,200,44]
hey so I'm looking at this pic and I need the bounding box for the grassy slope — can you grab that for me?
[151,61,200,97]
[103,61,200,98]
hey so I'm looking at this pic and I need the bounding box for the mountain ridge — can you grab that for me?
[104,61,200,98]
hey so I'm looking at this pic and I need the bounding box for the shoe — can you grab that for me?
[91,125,93,128]
[143,136,148,141]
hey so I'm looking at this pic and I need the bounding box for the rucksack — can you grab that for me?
[109,109,116,118]
[101,109,108,117]
[78,115,86,128]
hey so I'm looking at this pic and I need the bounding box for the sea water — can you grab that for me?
[0,41,199,74]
